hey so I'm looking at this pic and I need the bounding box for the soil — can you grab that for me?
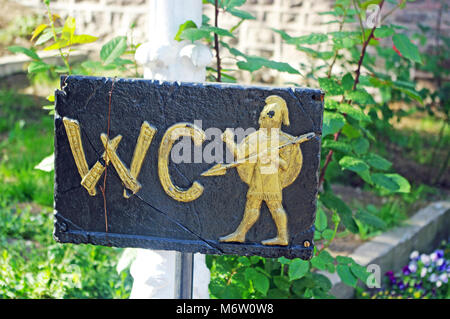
[385,140,450,189]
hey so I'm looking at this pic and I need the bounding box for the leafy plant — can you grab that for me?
[359,241,450,299]
[2,0,138,298]
[4,0,431,299]
[201,0,421,299]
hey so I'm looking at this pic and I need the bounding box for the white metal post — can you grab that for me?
[128,0,213,299]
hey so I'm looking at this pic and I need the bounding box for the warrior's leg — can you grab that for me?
[219,197,262,243]
[262,201,289,246]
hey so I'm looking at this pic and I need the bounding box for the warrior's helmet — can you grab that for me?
[259,95,290,128]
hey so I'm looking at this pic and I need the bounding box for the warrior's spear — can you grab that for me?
[201,132,316,177]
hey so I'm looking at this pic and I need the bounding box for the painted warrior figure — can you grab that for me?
[202,95,314,246]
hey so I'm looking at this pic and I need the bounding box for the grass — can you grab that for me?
[0,89,132,298]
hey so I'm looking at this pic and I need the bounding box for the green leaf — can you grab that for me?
[321,229,335,240]
[310,256,326,270]
[341,123,361,139]
[336,255,353,265]
[27,61,51,73]
[43,39,69,51]
[372,173,410,193]
[295,46,334,60]
[324,99,338,110]
[371,173,400,192]
[273,275,290,291]
[237,56,299,74]
[322,111,346,137]
[227,8,256,20]
[294,33,328,45]
[350,262,370,283]
[319,77,344,96]
[110,58,134,66]
[61,16,76,41]
[364,153,392,171]
[218,0,246,9]
[71,34,98,45]
[202,26,235,37]
[320,193,358,234]
[345,89,375,105]
[352,137,370,155]
[341,73,354,91]
[338,103,371,123]
[175,20,198,41]
[322,140,352,154]
[100,36,128,65]
[311,273,333,291]
[392,33,422,64]
[339,156,370,174]
[31,24,48,41]
[179,28,211,42]
[337,264,358,287]
[395,86,424,104]
[374,25,395,38]
[46,94,55,102]
[288,259,310,281]
[386,174,410,193]
[355,209,386,229]
[8,46,41,61]
[275,31,328,45]
[245,268,269,296]
[277,256,292,265]
[315,207,327,231]
[272,28,293,41]
[35,30,54,46]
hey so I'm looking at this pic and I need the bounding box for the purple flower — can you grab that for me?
[408,262,417,273]
[398,281,405,290]
[420,254,431,266]
[402,265,411,275]
[430,252,439,262]
[421,268,428,278]
[414,282,422,289]
[385,271,394,278]
[429,274,438,283]
[410,251,419,261]
[435,249,444,259]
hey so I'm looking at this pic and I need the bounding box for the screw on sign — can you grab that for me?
[54,76,324,260]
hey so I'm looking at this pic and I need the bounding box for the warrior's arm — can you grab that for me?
[279,151,288,170]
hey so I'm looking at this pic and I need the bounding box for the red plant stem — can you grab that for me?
[318,1,384,189]
[102,78,116,232]
[214,0,222,82]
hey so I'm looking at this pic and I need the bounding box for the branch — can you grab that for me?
[318,0,385,189]
[214,0,222,82]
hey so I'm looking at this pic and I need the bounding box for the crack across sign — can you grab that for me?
[134,194,223,254]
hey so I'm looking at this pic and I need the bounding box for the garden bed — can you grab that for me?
[325,201,450,298]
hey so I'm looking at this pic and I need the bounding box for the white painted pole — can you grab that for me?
[127,0,213,299]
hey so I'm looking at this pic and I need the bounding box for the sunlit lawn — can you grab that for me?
[0,89,132,298]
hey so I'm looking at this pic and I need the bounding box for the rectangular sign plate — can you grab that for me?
[54,75,324,259]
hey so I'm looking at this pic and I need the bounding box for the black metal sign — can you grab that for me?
[54,75,324,259]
